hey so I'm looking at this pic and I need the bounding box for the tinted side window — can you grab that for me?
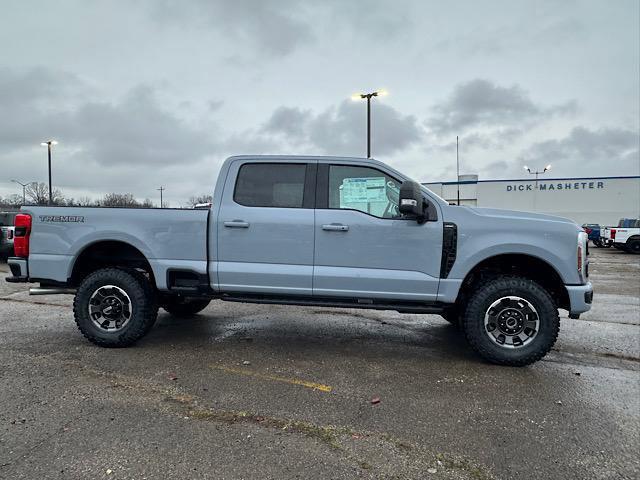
[234,163,306,208]
[328,165,401,219]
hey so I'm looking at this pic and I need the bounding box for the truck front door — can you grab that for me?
[313,163,442,301]
[215,160,316,295]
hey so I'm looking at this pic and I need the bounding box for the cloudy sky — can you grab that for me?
[1,0,638,206]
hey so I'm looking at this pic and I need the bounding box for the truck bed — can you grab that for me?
[23,206,209,290]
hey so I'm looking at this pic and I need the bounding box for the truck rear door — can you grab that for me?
[215,160,316,295]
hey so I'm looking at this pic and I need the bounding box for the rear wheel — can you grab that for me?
[626,239,640,254]
[462,276,559,366]
[73,268,158,347]
[161,297,211,317]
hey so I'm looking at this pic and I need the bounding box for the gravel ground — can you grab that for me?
[0,247,638,479]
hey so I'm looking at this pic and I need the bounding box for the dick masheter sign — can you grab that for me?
[506,181,605,192]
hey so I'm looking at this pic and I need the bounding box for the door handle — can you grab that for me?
[224,220,250,228]
[322,223,349,232]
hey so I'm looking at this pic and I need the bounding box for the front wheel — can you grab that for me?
[462,277,559,366]
[73,268,158,347]
[161,297,211,317]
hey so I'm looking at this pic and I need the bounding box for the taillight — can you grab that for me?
[13,214,32,257]
[611,229,616,240]
[577,231,587,280]
[577,244,583,273]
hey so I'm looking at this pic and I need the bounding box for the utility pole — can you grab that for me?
[351,90,388,158]
[40,140,58,205]
[456,136,460,206]
[157,186,165,208]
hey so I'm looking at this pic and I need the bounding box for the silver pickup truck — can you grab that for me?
[6,155,593,366]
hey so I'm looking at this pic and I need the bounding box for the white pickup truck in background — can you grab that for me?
[601,218,640,254]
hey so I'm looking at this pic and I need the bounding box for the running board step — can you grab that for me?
[220,294,445,314]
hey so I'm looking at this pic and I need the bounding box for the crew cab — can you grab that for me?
[5,156,593,366]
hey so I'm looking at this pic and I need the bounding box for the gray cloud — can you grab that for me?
[68,86,215,166]
[1,1,637,207]
[519,126,640,174]
[147,0,412,58]
[0,67,87,150]
[0,67,216,167]
[150,0,313,57]
[262,106,312,137]
[0,66,81,108]
[263,101,422,156]
[426,79,577,136]
[434,17,587,56]
[430,126,639,182]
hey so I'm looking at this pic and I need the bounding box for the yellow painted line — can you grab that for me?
[210,365,333,393]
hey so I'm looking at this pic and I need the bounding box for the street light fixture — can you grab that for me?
[351,90,388,158]
[524,164,551,211]
[524,164,551,184]
[40,140,58,205]
[11,179,33,205]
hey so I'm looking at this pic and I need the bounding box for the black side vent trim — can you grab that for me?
[440,222,457,278]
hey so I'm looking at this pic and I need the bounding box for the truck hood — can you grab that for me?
[471,207,576,224]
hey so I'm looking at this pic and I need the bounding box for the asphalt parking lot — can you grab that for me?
[0,247,638,480]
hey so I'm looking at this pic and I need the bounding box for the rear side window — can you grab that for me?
[234,163,307,208]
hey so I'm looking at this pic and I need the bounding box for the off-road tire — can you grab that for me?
[462,276,559,366]
[73,268,158,347]
[161,297,211,317]
[626,239,640,254]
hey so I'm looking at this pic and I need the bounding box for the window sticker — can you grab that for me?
[339,177,386,208]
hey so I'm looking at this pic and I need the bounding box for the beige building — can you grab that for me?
[423,175,640,226]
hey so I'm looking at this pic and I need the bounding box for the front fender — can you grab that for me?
[449,231,580,285]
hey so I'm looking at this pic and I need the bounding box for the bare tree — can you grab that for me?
[0,194,23,208]
[187,194,213,207]
[75,196,95,207]
[141,198,154,208]
[7,194,22,207]
[25,182,64,205]
[100,193,141,208]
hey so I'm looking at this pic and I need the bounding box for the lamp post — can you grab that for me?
[351,90,388,158]
[40,140,58,205]
[524,164,551,211]
[11,179,32,205]
[456,136,460,205]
